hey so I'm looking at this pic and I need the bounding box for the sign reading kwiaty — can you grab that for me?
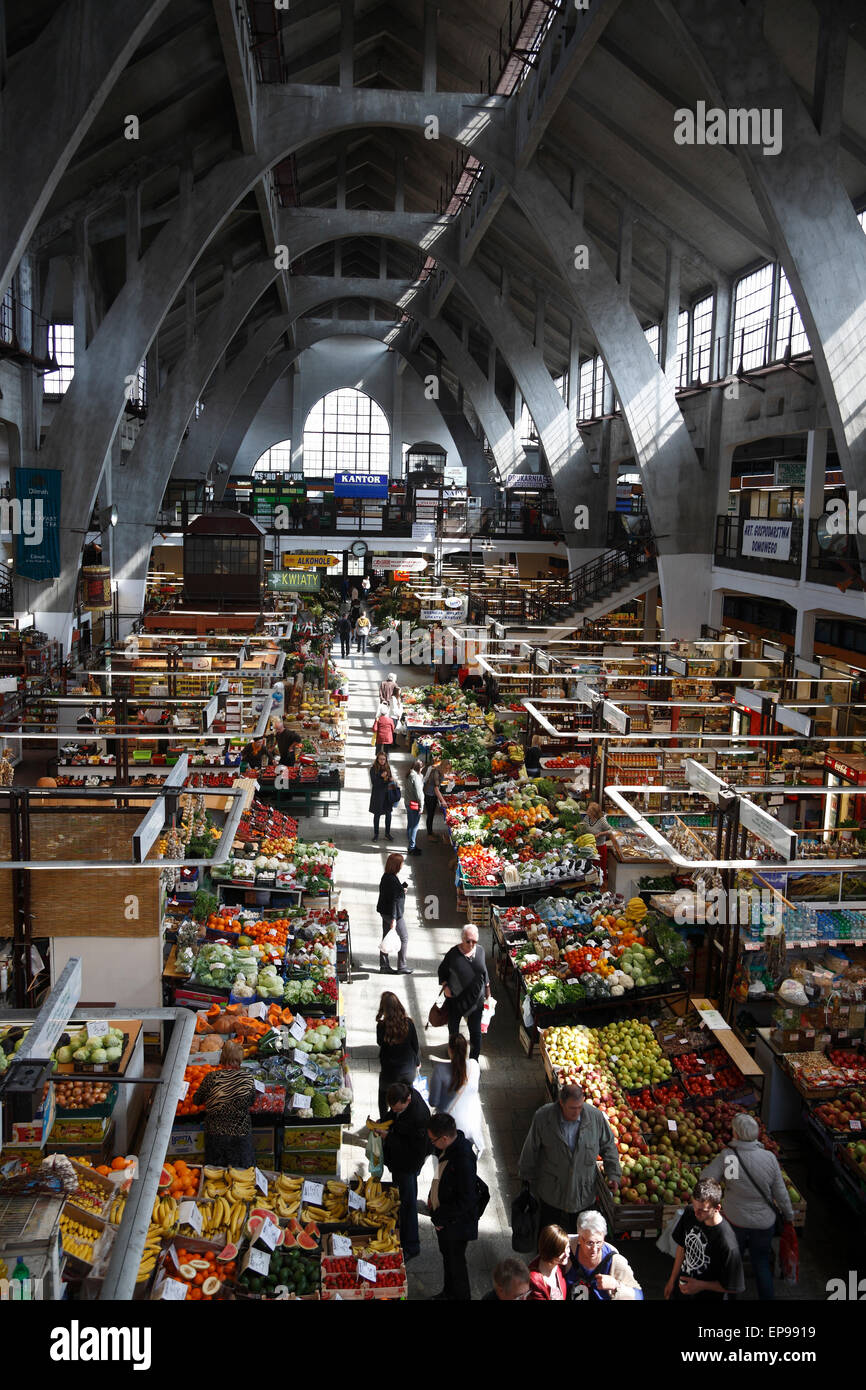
[741,519,792,560]
[268,569,321,593]
[334,472,389,499]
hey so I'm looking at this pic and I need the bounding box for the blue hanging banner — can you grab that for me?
[333,472,389,500]
[13,467,62,580]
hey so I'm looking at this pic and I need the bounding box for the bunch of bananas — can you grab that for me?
[507,744,525,763]
[363,1224,400,1254]
[136,1234,162,1284]
[575,833,597,851]
[301,1178,348,1224]
[60,1212,97,1263]
[109,1193,127,1225]
[273,1173,303,1220]
[624,896,648,922]
[199,1197,247,1244]
[347,1176,401,1230]
[201,1165,258,1202]
[0,1258,7,1280]
[364,1117,392,1135]
[151,1195,179,1235]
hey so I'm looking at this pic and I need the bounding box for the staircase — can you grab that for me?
[482,541,657,630]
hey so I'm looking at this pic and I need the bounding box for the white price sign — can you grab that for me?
[668,1120,678,1132]
[178,1200,202,1233]
[178,1080,189,1100]
[850,1120,862,1131]
[161,1277,189,1301]
[302,1180,324,1206]
[248,1002,267,1020]
[348,1189,366,1211]
[254,1079,266,1093]
[255,1168,268,1195]
[292,1093,311,1111]
[695,1006,728,1032]
[289,1018,306,1041]
[258,1218,280,1251]
[246,1247,271,1276]
[293,1048,309,1066]
[302,1065,318,1081]
[86,1019,109,1039]
[357,1259,378,1283]
[167,1245,181,1271]
[332,1235,353,1257]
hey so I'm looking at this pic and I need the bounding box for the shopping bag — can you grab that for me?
[427,990,450,1028]
[655,1206,684,1258]
[511,1185,540,1253]
[413,1073,430,1104]
[365,1130,384,1180]
[381,926,401,954]
[480,996,497,1035]
[779,1222,799,1284]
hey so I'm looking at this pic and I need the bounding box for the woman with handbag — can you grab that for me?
[699,1112,794,1300]
[428,1033,484,1155]
[423,753,450,842]
[406,757,425,857]
[377,852,412,975]
[375,992,420,1117]
[369,749,396,841]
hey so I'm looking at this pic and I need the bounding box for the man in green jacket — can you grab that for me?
[518,1085,621,1233]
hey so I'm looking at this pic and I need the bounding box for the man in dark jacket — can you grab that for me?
[383,1081,431,1261]
[437,926,490,1061]
[427,1112,479,1301]
[336,612,352,659]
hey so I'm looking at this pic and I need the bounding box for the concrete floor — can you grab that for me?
[290,636,866,1301]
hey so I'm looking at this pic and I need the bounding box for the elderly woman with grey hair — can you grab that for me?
[699,1111,794,1300]
[565,1210,642,1301]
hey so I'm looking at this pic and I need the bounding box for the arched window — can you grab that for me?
[254,440,293,474]
[302,389,390,478]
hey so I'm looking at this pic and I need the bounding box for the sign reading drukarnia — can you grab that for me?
[49,1322,152,1372]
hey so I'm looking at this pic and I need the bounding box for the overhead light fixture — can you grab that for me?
[99,505,118,529]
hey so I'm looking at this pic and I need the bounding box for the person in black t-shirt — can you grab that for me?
[665,1179,745,1301]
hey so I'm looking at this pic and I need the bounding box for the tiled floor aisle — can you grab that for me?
[293,636,546,1299]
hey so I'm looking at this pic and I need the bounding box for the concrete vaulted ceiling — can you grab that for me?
[1,0,866,640]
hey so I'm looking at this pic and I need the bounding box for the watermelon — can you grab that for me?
[217,1243,238,1262]
[282,1230,296,1248]
[246,1215,264,1240]
[250,1207,274,1223]
[303,1221,320,1239]
[296,1231,318,1250]
[287,1217,302,1232]
[157,1166,172,1191]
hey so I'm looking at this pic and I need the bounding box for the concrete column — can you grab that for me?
[534,290,545,351]
[423,1,437,94]
[394,155,405,213]
[334,243,342,277]
[712,278,732,381]
[291,370,305,473]
[800,428,828,583]
[379,242,388,278]
[184,279,196,348]
[795,608,816,661]
[72,221,90,359]
[391,355,403,477]
[125,187,141,281]
[568,320,581,419]
[336,148,347,211]
[642,584,659,639]
[660,247,681,377]
[708,587,725,632]
[487,339,496,387]
[569,171,585,220]
[340,0,354,89]
[813,1,848,146]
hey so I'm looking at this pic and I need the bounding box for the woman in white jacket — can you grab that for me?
[428,1034,484,1155]
[699,1112,794,1300]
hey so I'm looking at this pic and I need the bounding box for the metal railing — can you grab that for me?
[714,515,803,578]
[476,539,654,626]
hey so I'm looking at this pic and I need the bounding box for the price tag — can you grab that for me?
[332,1234,353,1257]
[851,1120,862,1131]
[805,1030,815,1039]
[268,928,277,937]
[178,1080,189,1100]
[608,1053,619,1064]
[292,1092,311,1110]
[167,1245,181,1271]
[790,1033,799,1042]
[247,1247,271,1276]
[667,1119,678,1132]
[248,1002,267,1020]
[179,1200,202,1233]
[258,1218,279,1251]
[302,1180,324,1206]
[255,1167,268,1195]
[662,1034,676,1042]
[348,1189,366,1211]
[838,1030,848,1039]
[254,1079,266,1093]
[210,962,227,973]
[696,1058,706,1065]
[705,1074,715,1082]
[86,1019,109,1039]
[161,1277,189,1301]
[295,1048,314,1066]
[357,1259,378,1283]
[565,978,580,986]
[302,1065,318,1081]
[290,1018,306,1041]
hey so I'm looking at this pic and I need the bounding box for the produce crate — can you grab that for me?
[167,1124,205,1158]
[836,1142,866,1195]
[596,1172,663,1236]
[60,1207,114,1278]
[280,1149,340,1177]
[64,1162,116,1221]
[320,1249,406,1299]
[282,1124,342,1151]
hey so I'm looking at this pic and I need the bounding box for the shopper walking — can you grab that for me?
[192,1040,257,1168]
[428,1034,484,1155]
[566,1210,642,1301]
[379,671,401,707]
[375,992,420,1116]
[426,1112,481,1302]
[527,1225,570,1301]
[699,1112,793,1300]
[423,752,449,842]
[372,703,396,754]
[518,1084,621,1233]
[406,757,425,856]
[369,749,396,841]
[382,1080,431,1261]
[355,610,371,654]
[664,1179,745,1302]
[377,852,411,974]
[336,612,352,659]
[437,925,490,1061]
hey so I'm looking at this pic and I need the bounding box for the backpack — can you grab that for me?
[475,1175,490,1220]
[510,1185,539,1253]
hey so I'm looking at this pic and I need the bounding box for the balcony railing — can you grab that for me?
[714,514,804,579]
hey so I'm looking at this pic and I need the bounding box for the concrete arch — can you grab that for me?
[0,0,172,301]
[657,0,866,588]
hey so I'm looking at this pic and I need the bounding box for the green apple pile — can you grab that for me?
[598,1019,673,1088]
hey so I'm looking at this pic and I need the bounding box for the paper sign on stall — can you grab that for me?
[357,1259,378,1283]
[293,1048,309,1066]
[302,1180,324,1206]
[348,1189,366,1211]
[255,1168,268,1194]
[179,1201,202,1233]
[161,1278,189,1301]
[248,1003,267,1020]
[292,1093,311,1111]
[332,1235,353,1257]
[258,1218,280,1251]
[254,1079,266,1093]
[246,1248,271,1276]
[87,1019,109,1039]
[289,1017,307,1041]
[695,1005,728,1031]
